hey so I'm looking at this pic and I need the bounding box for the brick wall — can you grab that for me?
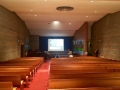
[91,11,120,60]
[73,22,88,55]
[30,35,39,51]
[0,5,30,62]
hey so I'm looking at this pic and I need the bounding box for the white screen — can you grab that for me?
[48,39,64,51]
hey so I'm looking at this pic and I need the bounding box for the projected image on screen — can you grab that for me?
[48,39,64,51]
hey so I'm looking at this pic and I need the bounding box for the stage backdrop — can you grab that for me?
[39,36,73,52]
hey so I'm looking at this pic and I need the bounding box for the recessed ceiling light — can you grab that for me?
[31,10,33,11]
[86,16,88,17]
[69,23,71,25]
[53,21,59,24]
[95,11,97,13]
[35,15,37,16]
[45,0,47,1]
[91,1,93,2]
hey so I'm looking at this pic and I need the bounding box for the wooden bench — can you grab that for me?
[0,82,17,90]
[0,66,36,77]
[49,56,120,89]
[49,78,120,89]
[0,67,32,79]
[15,57,44,60]
[50,64,120,70]
[50,72,120,79]
[0,61,42,72]
[50,69,120,74]
[50,60,120,65]
[0,70,30,86]
[0,75,24,90]
[0,60,42,71]
[51,56,105,60]
[50,63,120,67]
[48,87,120,90]
[0,57,44,90]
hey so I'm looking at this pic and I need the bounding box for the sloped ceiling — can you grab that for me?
[0,0,120,36]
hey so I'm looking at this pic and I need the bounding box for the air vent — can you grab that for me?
[56,6,74,11]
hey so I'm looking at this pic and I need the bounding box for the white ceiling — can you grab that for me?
[0,0,120,36]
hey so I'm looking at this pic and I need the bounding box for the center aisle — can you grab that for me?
[18,60,50,90]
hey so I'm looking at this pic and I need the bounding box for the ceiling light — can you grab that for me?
[86,16,88,17]
[56,6,74,11]
[45,0,47,1]
[35,15,37,16]
[31,10,33,11]
[69,23,71,25]
[95,11,97,13]
[53,21,59,24]
[91,1,93,2]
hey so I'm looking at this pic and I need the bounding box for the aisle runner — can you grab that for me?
[18,60,50,90]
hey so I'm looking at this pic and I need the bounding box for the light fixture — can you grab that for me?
[69,23,71,25]
[53,21,59,24]
[35,15,37,16]
[86,16,88,17]
[56,6,74,11]
[91,1,93,2]
[31,10,33,11]
[95,11,97,13]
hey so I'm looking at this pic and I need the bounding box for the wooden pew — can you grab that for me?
[50,73,120,79]
[15,57,44,60]
[0,57,44,90]
[0,60,42,72]
[51,56,105,60]
[0,60,43,72]
[50,69,120,74]
[50,60,120,65]
[0,82,17,90]
[0,67,32,80]
[49,78,120,89]
[48,87,120,90]
[0,70,30,86]
[49,56,120,89]
[0,75,24,90]
[50,65,120,70]
[0,66,35,77]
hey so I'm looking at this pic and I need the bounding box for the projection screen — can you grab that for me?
[48,39,64,51]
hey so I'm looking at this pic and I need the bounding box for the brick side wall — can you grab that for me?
[73,22,88,54]
[91,11,120,60]
[0,5,30,62]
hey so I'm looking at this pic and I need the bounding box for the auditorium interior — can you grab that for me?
[0,0,120,90]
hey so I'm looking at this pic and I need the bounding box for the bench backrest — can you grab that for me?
[0,82,13,88]
[49,78,120,89]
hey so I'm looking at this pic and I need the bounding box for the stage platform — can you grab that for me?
[49,51,69,58]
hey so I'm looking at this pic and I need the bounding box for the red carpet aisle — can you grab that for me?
[18,60,50,90]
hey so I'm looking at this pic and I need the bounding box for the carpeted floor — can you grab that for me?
[17,60,50,90]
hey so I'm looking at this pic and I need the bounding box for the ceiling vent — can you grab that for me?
[56,6,74,11]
